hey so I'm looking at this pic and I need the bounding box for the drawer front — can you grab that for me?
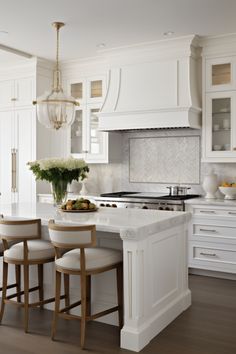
[193,208,236,217]
[194,246,236,263]
[194,224,236,238]
[189,241,236,273]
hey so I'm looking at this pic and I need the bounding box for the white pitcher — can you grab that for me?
[202,173,218,199]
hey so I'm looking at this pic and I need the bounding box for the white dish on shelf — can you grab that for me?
[219,186,236,200]
[213,145,222,151]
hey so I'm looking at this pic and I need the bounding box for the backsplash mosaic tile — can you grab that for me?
[129,135,200,184]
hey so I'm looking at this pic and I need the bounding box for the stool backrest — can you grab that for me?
[0,216,41,241]
[48,219,96,249]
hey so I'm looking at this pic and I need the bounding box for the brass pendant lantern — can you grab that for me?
[34,22,79,130]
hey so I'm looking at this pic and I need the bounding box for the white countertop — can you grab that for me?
[0,203,191,241]
[185,197,236,207]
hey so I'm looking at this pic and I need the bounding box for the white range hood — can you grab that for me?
[98,35,202,131]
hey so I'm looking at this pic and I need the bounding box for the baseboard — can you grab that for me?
[120,290,191,352]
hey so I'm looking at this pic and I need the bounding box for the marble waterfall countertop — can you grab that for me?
[0,202,191,241]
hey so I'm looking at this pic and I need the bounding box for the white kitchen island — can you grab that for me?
[0,203,191,352]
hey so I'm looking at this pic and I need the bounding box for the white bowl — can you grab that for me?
[219,186,236,199]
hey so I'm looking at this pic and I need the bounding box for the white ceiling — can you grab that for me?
[1,0,236,62]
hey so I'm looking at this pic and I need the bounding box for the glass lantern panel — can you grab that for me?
[212,64,231,86]
[71,110,83,154]
[89,108,103,154]
[71,83,83,100]
[212,97,231,151]
[90,80,102,98]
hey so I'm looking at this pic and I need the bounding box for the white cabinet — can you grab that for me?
[67,75,121,163]
[188,203,236,274]
[204,91,236,160]
[0,108,36,203]
[0,77,34,109]
[203,54,236,162]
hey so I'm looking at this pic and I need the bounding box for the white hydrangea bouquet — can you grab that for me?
[27,157,89,205]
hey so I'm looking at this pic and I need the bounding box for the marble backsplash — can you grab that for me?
[77,129,236,197]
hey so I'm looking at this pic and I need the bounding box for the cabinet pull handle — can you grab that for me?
[11,149,17,192]
[11,98,17,101]
[199,228,217,233]
[200,252,217,257]
[199,210,215,214]
[233,147,236,151]
[228,212,236,215]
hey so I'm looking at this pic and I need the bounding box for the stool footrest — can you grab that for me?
[58,305,120,322]
[30,295,66,308]
[6,286,39,300]
[59,300,82,313]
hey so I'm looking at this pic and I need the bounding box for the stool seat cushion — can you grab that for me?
[55,247,122,271]
[4,240,55,261]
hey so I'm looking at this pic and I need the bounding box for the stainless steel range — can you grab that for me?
[95,191,200,211]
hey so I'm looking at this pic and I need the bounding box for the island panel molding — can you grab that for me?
[129,135,200,184]
[0,202,191,352]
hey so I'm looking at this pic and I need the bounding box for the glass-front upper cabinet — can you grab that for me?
[86,104,107,161]
[205,92,236,159]
[68,76,106,105]
[67,75,108,162]
[206,57,235,92]
[70,109,86,155]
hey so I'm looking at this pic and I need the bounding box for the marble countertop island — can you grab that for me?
[0,203,191,352]
[0,202,191,240]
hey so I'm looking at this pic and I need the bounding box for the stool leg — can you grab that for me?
[116,264,123,329]
[80,272,87,349]
[0,261,8,322]
[86,275,91,316]
[23,264,29,333]
[51,270,61,340]
[38,264,44,309]
[15,265,21,303]
[63,274,70,311]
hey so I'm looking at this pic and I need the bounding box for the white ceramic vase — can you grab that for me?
[202,173,218,199]
[80,180,88,196]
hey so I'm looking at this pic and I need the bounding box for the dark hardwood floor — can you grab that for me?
[0,275,236,354]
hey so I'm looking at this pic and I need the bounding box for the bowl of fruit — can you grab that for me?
[60,198,97,212]
[219,182,236,200]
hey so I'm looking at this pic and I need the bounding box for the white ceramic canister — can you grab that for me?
[202,173,218,199]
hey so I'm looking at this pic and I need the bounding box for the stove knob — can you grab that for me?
[106,204,111,207]
[165,207,170,211]
[158,207,163,210]
[100,203,105,207]
[170,208,174,211]
[142,206,148,209]
[112,204,117,208]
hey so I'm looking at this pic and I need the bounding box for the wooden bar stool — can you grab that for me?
[0,216,56,333]
[48,219,123,349]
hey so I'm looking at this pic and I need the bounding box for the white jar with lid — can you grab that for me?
[202,173,218,199]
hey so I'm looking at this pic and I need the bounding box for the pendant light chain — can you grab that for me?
[56,24,60,90]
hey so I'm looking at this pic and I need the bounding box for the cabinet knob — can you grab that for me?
[233,147,236,151]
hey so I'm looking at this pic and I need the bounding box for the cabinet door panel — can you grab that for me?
[0,80,14,109]
[17,109,36,202]
[0,111,14,202]
[205,92,236,159]
[15,77,34,107]
[206,57,236,92]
